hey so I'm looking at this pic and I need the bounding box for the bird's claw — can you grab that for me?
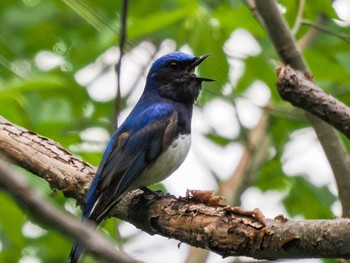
[139,186,164,199]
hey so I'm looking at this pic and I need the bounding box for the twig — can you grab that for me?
[115,0,129,128]
[302,19,350,43]
[0,159,136,263]
[298,15,327,49]
[291,0,305,35]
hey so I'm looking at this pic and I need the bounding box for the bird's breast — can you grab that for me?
[132,134,191,188]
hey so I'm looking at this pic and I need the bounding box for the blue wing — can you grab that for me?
[83,102,178,223]
[70,103,178,263]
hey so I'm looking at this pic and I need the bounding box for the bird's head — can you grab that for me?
[146,52,213,104]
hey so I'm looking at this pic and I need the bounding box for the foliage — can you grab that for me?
[0,0,349,262]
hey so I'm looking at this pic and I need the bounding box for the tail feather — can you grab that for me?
[68,216,102,263]
[68,188,109,262]
[69,241,83,263]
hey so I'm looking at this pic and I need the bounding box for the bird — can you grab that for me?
[69,51,213,262]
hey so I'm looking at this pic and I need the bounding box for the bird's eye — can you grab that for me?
[169,62,180,70]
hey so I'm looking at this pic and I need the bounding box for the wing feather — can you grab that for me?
[84,103,178,222]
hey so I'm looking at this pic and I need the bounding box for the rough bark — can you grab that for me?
[116,190,350,260]
[0,116,94,206]
[277,66,350,140]
[2,116,350,259]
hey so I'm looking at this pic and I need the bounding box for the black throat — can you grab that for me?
[158,77,202,105]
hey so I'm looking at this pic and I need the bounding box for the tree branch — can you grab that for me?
[0,159,135,263]
[114,0,129,128]
[0,116,95,206]
[254,0,350,218]
[2,116,350,259]
[301,19,350,44]
[254,0,307,71]
[277,66,350,216]
[114,190,350,260]
[277,66,350,140]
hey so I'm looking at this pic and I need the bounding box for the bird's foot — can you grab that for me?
[139,186,165,199]
[139,186,153,194]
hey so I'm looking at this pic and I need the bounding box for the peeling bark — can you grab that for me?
[115,190,350,260]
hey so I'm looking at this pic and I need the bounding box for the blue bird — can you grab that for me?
[69,51,213,262]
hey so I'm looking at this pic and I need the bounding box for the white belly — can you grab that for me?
[131,134,191,188]
[90,134,191,219]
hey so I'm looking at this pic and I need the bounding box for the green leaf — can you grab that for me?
[269,110,308,151]
[255,158,291,191]
[303,0,338,20]
[0,75,69,98]
[235,55,276,98]
[283,176,336,219]
[0,192,26,261]
[128,9,189,40]
[335,52,350,75]
[279,0,338,28]
[24,93,72,125]
[305,48,350,84]
[214,4,265,37]
[278,0,298,28]
[205,132,232,147]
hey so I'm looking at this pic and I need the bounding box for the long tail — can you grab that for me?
[68,181,114,262]
[68,217,92,262]
[69,241,83,263]
[68,211,102,262]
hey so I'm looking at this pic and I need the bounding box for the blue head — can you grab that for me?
[146,52,213,104]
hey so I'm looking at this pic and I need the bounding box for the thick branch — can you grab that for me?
[2,117,350,259]
[115,190,350,260]
[278,66,350,140]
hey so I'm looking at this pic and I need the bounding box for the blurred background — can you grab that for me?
[1,0,350,262]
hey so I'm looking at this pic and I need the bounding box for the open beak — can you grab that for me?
[188,54,215,82]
